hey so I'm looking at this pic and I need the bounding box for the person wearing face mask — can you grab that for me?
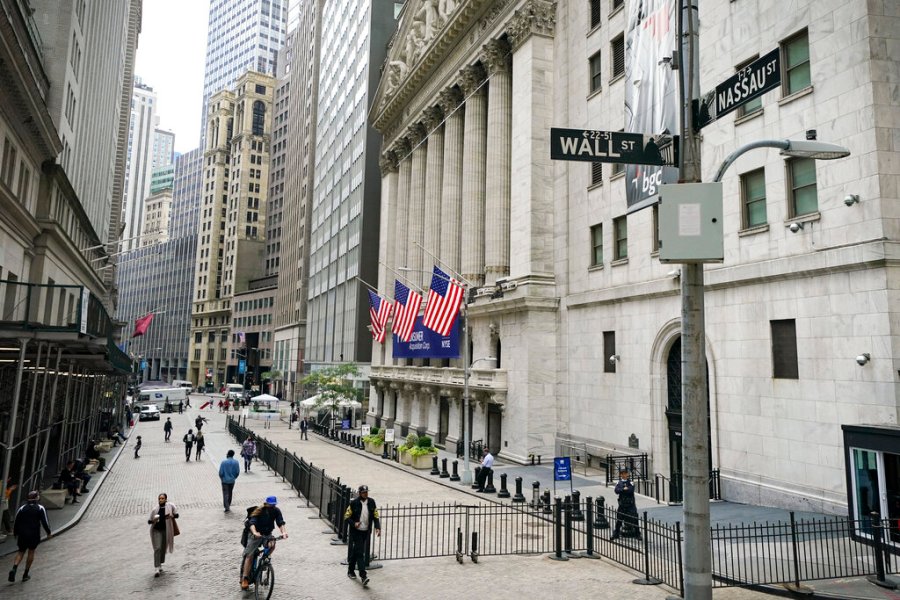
[147,493,179,577]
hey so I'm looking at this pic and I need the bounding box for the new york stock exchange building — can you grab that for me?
[365,0,900,521]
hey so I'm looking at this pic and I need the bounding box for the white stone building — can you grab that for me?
[367,0,900,515]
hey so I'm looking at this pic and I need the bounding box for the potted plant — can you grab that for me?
[398,433,418,465]
[408,435,438,470]
[363,427,384,455]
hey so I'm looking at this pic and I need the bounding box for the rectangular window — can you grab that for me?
[590,162,603,186]
[771,319,798,379]
[651,204,660,252]
[16,163,30,204]
[611,34,625,79]
[611,0,624,11]
[788,158,817,216]
[590,223,603,267]
[590,0,602,29]
[613,215,627,260]
[741,168,767,228]
[2,137,16,187]
[589,51,602,93]
[781,29,811,95]
[603,331,616,373]
[194,332,202,343]
[736,56,763,116]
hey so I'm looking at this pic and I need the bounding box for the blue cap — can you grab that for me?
[265,496,278,505]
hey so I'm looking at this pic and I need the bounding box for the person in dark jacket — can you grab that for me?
[240,496,287,590]
[8,491,51,582]
[343,485,381,587]
[194,430,205,460]
[611,468,640,540]
[163,418,173,442]
[183,429,195,461]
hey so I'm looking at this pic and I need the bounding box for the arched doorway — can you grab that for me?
[666,337,711,502]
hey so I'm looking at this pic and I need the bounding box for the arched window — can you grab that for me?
[252,101,266,135]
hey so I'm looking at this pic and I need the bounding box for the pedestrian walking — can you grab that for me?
[343,485,380,587]
[218,449,240,512]
[163,417,173,442]
[299,417,308,440]
[240,436,256,472]
[611,468,640,540]
[134,435,143,459]
[183,429,195,461]
[147,492,179,577]
[476,448,494,492]
[7,491,51,583]
[194,430,205,460]
[195,415,205,432]
[178,400,183,414]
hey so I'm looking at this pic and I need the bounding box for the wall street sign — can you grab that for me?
[550,128,678,166]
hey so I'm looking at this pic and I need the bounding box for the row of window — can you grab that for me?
[589,156,818,266]
[601,319,800,379]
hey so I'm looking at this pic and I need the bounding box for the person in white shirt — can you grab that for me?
[477,448,494,492]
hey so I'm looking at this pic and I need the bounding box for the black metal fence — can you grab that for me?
[228,417,351,538]
[228,418,899,594]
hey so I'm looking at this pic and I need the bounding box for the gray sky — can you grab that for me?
[134,0,209,154]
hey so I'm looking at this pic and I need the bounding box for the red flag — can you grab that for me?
[132,313,155,337]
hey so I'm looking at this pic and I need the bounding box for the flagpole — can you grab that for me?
[413,242,473,288]
[354,276,383,295]
[379,261,425,293]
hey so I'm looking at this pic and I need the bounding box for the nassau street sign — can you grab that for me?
[697,48,780,128]
[550,128,678,166]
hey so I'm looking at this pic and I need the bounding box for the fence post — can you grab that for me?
[549,497,568,561]
[470,531,479,563]
[456,527,464,564]
[563,495,579,558]
[867,512,898,589]
[440,458,450,478]
[497,473,510,498]
[632,512,662,585]
[430,455,440,475]
[783,511,813,594]
[580,497,600,559]
[450,460,460,481]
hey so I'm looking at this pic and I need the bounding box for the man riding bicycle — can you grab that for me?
[241,496,287,590]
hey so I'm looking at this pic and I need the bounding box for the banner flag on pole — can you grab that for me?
[132,313,155,338]
[392,280,422,343]
[422,265,463,337]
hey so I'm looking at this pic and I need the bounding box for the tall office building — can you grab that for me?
[169,148,204,239]
[188,71,275,388]
[150,163,175,195]
[199,0,289,147]
[304,0,396,367]
[272,0,323,401]
[153,128,175,171]
[122,80,159,250]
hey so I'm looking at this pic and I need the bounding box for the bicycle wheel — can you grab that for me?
[254,561,274,600]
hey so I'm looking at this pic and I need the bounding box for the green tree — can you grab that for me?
[301,363,361,429]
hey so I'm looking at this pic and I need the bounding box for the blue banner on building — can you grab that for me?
[238,359,246,374]
[393,316,460,359]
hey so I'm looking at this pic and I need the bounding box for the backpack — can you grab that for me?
[184,433,194,444]
[240,505,257,546]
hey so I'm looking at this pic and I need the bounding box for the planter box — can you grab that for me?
[399,450,411,465]
[371,443,384,456]
[410,453,436,470]
[364,441,373,453]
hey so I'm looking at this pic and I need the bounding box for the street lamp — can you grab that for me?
[712,139,850,183]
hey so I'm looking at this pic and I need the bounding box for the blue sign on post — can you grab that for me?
[140,360,147,371]
[341,419,350,430]
[238,359,246,374]
[554,457,572,482]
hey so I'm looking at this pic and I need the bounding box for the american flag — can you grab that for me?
[393,280,422,342]
[367,289,392,343]
[422,265,464,336]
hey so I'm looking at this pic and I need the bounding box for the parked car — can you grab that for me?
[139,404,161,421]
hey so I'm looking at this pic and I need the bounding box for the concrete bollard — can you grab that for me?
[531,480,541,509]
[431,455,440,475]
[450,459,460,481]
[593,496,610,529]
[542,489,552,514]
[472,466,482,489]
[440,458,450,478]
[571,490,585,521]
[497,473,511,498]
[512,476,526,503]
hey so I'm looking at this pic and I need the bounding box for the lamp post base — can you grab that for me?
[461,470,473,485]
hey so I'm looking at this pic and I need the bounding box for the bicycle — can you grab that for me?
[244,534,283,599]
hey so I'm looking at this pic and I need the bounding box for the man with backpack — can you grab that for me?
[343,485,381,587]
[240,496,287,590]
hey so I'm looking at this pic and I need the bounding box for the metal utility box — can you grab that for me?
[657,182,724,263]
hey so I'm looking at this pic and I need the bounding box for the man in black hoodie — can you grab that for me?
[8,491,51,583]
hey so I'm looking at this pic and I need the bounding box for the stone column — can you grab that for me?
[482,38,512,285]
[471,395,488,445]
[368,385,380,420]
[422,106,444,289]
[426,392,440,440]
[445,395,461,448]
[459,64,487,287]
[393,137,412,270]
[377,151,399,292]
[438,87,464,274]
[384,384,398,425]
[407,123,428,279]
[507,0,556,279]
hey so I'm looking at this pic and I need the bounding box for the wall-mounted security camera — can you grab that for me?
[788,222,804,233]
[856,353,871,366]
[609,354,620,364]
[844,194,860,207]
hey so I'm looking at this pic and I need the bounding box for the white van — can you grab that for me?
[225,383,244,401]
[138,387,187,409]
[172,379,194,393]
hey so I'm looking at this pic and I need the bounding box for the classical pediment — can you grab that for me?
[370,0,515,133]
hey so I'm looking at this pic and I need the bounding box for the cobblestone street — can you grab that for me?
[2,402,772,599]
